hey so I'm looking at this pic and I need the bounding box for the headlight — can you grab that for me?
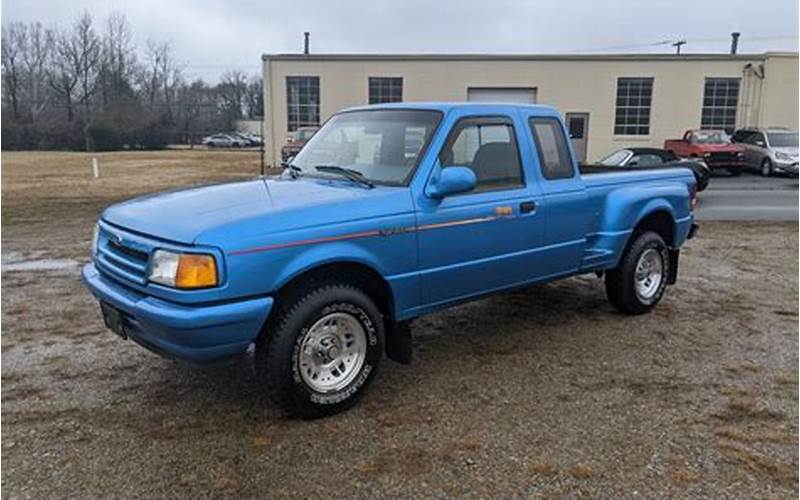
[703,153,711,158]
[148,250,218,289]
[775,151,793,161]
[736,152,744,158]
[91,224,100,256]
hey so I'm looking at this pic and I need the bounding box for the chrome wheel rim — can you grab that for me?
[298,312,367,393]
[634,248,664,301]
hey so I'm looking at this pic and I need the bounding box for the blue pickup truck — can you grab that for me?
[83,103,697,417]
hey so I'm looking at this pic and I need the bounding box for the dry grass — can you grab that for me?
[529,462,558,476]
[2,150,276,260]
[569,464,594,479]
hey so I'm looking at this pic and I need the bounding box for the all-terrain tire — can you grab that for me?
[605,231,670,315]
[256,284,384,418]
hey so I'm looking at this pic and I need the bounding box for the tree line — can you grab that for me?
[1,12,263,151]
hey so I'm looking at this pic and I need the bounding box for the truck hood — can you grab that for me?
[102,177,410,245]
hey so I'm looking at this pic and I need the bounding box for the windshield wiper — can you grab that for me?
[314,165,374,189]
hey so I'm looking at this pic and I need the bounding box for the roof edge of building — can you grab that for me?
[261,52,797,62]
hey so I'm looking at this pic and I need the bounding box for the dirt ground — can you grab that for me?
[2,151,798,498]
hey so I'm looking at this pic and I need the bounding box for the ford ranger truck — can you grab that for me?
[664,129,745,176]
[83,103,698,418]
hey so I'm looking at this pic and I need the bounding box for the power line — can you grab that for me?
[567,34,798,54]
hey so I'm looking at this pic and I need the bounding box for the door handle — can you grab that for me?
[520,201,537,214]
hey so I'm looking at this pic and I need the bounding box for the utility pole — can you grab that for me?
[260,117,265,176]
[672,40,687,55]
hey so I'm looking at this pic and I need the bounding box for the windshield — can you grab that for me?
[291,109,442,185]
[599,150,631,166]
[692,131,730,144]
[767,132,798,148]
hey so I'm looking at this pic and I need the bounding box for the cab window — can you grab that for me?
[529,117,574,180]
[439,117,524,192]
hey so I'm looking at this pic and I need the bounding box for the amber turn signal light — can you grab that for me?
[175,254,218,289]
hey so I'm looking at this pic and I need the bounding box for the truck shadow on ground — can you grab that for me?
[145,275,620,418]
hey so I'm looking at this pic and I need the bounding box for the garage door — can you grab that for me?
[467,87,537,104]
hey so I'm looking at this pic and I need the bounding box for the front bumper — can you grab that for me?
[774,160,799,175]
[705,159,745,170]
[82,263,273,363]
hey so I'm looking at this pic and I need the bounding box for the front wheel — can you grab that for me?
[761,158,773,177]
[256,284,384,418]
[605,231,669,315]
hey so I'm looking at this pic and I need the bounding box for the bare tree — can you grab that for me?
[244,76,263,119]
[21,22,54,121]
[72,14,102,118]
[140,39,182,121]
[3,11,261,151]
[1,22,27,120]
[100,12,137,107]
[218,69,248,124]
[47,27,80,121]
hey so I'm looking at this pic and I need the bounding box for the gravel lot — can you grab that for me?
[2,151,798,498]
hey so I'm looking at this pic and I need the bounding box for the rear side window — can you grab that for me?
[439,117,524,192]
[629,153,664,166]
[529,117,574,180]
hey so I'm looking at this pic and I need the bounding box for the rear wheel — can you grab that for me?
[761,158,773,177]
[605,231,669,315]
[256,283,384,418]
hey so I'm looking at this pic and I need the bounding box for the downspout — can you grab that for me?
[740,63,765,127]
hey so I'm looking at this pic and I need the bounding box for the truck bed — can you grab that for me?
[578,162,692,175]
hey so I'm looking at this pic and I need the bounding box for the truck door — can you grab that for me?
[527,116,588,276]
[415,114,546,307]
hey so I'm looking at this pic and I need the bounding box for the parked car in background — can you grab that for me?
[83,103,697,418]
[598,147,711,191]
[241,132,264,146]
[227,132,260,147]
[664,129,745,176]
[202,134,247,148]
[281,126,319,162]
[731,127,799,176]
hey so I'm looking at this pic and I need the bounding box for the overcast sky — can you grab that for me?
[2,0,797,81]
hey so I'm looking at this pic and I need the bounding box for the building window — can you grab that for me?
[286,76,319,131]
[614,77,653,136]
[368,77,403,104]
[701,77,740,134]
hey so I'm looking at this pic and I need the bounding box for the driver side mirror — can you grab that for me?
[755,140,766,147]
[281,155,295,168]
[426,166,477,199]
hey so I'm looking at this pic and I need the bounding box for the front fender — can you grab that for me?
[272,240,388,290]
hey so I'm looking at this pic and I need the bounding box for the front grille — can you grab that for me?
[96,226,151,285]
[706,152,741,163]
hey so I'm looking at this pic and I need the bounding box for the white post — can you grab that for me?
[92,157,100,178]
